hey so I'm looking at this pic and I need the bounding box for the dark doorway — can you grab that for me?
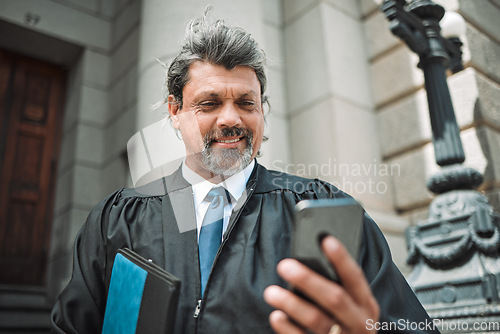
[0,50,66,286]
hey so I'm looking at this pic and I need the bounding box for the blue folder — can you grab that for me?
[102,248,181,334]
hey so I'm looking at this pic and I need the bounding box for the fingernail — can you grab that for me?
[277,259,298,277]
[323,235,340,252]
[263,285,281,302]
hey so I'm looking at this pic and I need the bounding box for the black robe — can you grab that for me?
[51,163,439,333]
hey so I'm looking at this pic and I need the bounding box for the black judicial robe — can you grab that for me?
[51,163,439,334]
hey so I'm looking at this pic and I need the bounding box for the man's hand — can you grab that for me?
[263,236,379,334]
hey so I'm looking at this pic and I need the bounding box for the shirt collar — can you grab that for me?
[182,160,255,207]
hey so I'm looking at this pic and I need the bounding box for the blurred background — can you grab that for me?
[0,0,498,332]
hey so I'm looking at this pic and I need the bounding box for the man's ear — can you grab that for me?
[168,95,181,129]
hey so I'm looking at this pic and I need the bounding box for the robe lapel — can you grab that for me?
[160,167,200,333]
[160,167,198,273]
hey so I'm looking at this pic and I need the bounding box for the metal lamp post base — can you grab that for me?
[407,165,500,333]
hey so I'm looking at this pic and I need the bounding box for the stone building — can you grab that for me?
[0,0,498,331]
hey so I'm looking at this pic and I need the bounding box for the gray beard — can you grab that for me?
[201,143,253,176]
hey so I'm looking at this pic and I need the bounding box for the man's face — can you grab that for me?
[169,61,265,179]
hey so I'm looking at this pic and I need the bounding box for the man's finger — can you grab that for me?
[268,310,307,334]
[273,260,365,330]
[321,236,375,308]
[264,285,335,334]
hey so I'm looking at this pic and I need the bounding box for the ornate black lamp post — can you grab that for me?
[381,1,500,332]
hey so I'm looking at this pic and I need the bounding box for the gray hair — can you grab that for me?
[164,12,268,109]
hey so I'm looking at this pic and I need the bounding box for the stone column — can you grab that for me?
[284,1,405,266]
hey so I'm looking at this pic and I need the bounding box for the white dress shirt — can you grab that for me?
[182,160,255,243]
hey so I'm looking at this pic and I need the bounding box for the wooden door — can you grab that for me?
[0,50,66,286]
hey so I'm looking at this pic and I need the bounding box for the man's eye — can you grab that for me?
[238,101,256,111]
[198,102,219,111]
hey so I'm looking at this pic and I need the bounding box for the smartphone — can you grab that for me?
[291,198,364,283]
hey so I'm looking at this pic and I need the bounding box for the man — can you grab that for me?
[51,14,439,334]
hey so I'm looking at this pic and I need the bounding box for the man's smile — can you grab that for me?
[215,137,241,143]
[212,136,245,148]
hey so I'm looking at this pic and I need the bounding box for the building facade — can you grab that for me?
[0,0,498,331]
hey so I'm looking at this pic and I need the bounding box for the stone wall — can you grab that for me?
[281,0,411,271]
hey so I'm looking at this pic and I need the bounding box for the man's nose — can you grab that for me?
[216,103,242,128]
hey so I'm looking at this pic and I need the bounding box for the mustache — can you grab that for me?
[203,127,253,147]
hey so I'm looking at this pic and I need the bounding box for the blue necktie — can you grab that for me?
[199,187,228,296]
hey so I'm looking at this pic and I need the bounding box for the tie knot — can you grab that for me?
[205,187,230,205]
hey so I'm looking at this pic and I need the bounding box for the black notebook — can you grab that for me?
[102,248,181,334]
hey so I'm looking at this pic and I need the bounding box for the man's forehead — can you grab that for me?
[184,62,261,95]
[193,88,260,99]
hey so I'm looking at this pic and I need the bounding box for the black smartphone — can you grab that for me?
[291,198,364,283]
